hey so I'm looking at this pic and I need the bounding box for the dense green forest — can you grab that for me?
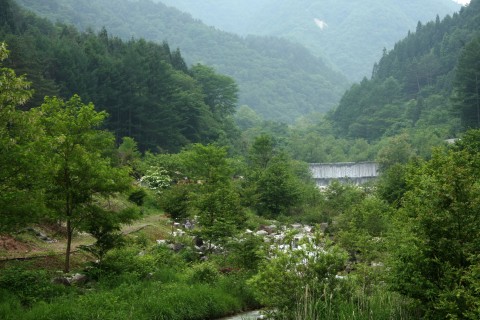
[0,0,242,152]
[330,0,480,143]
[15,0,348,123]
[2,0,480,319]
[159,0,461,81]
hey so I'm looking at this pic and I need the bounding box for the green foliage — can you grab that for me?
[127,187,147,206]
[244,135,312,218]
[161,0,460,82]
[0,42,46,231]
[117,137,141,177]
[79,206,140,262]
[179,144,246,246]
[0,3,243,151]
[37,94,133,272]
[16,0,348,123]
[160,184,191,221]
[191,64,238,118]
[234,105,262,130]
[140,167,172,194]
[376,134,416,171]
[254,154,302,217]
[248,238,347,317]
[19,281,247,320]
[389,131,480,318]
[193,182,244,247]
[0,289,22,320]
[181,143,233,183]
[329,2,480,142]
[248,134,277,169]
[91,247,157,280]
[224,234,264,271]
[321,181,366,222]
[454,36,480,129]
[0,265,66,306]
[376,163,408,206]
[335,196,392,262]
[188,262,220,284]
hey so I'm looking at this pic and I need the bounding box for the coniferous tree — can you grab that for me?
[454,36,480,129]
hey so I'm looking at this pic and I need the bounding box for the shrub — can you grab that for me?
[0,266,66,305]
[90,247,156,280]
[0,289,22,320]
[128,188,147,206]
[188,262,220,284]
[248,239,347,318]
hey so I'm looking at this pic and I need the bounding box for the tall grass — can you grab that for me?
[4,279,252,320]
[0,247,258,320]
[291,283,418,320]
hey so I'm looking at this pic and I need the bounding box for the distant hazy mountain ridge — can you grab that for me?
[16,0,348,122]
[158,0,461,81]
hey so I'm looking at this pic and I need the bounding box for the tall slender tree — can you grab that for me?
[37,95,131,273]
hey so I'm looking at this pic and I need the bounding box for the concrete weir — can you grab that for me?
[309,162,379,188]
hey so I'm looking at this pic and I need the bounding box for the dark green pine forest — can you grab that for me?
[331,1,480,142]
[1,0,242,152]
[2,0,480,319]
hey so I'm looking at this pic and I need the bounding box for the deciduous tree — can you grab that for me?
[38,95,132,273]
[0,42,45,231]
[389,131,480,318]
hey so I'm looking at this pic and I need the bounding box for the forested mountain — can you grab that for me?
[0,0,241,152]
[330,0,480,142]
[15,0,348,123]
[158,0,461,81]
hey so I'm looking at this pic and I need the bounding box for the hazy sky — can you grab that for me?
[453,0,470,5]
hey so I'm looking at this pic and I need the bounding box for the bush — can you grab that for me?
[224,235,264,271]
[248,239,348,318]
[0,289,22,320]
[188,262,220,284]
[89,247,157,281]
[160,184,191,222]
[128,188,147,206]
[0,266,67,305]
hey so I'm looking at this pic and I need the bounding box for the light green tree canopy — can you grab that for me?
[0,42,45,231]
[37,95,132,272]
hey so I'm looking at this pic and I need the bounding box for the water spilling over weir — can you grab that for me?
[309,162,379,188]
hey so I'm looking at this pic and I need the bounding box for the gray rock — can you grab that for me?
[70,273,88,285]
[319,223,329,233]
[255,230,268,236]
[52,277,71,286]
[291,223,302,230]
[168,243,184,252]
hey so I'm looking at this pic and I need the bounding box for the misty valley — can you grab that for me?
[1,0,480,319]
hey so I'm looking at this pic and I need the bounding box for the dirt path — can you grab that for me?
[0,213,169,261]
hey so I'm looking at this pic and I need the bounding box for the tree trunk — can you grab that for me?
[64,218,72,273]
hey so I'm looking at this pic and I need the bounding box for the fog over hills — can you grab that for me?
[158,0,462,80]
[15,0,348,122]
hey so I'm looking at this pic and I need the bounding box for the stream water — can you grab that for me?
[217,310,263,320]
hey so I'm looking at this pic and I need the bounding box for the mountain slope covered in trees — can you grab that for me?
[0,0,242,152]
[329,0,480,142]
[15,0,348,123]
[158,0,461,81]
